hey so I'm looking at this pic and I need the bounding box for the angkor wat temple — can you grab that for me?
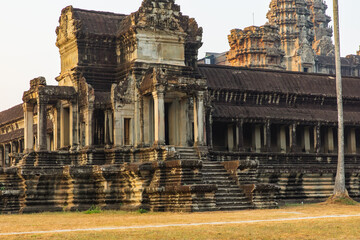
[1,0,360,213]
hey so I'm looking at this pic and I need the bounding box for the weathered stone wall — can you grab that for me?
[0,150,217,214]
[210,151,360,205]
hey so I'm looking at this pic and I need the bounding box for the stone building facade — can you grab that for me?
[1,0,360,213]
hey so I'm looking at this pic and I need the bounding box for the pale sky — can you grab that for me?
[0,0,359,111]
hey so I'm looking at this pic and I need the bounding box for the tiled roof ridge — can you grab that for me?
[198,64,360,80]
[72,7,128,17]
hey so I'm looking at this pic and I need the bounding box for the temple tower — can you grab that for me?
[307,0,334,56]
[227,25,285,70]
[267,0,315,72]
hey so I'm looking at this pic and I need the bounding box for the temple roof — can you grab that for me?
[212,104,360,124]
[70,7,127,36]
[0,104,23,127]
[199,64,360,99]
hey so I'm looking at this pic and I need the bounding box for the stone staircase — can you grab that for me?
[202,161,253,211]
[174,147,253,211]
[174,147,200,161]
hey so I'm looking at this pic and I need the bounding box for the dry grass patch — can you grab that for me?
[1,204,360,239]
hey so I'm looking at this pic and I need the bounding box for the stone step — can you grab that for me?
[201,160,253,210]
[215,192,246,200]
[203,180,238,185]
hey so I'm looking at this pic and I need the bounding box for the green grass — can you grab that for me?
[83,205,102,214]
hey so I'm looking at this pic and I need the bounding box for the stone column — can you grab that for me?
[315,123,321,153]
[265,121,271,152]
[253,125,262,153]
[206,110,213,149]
[70,101,79,149]
[194,91,205,146]
[104,110,114,145]
[347,128,357,154]
[327,127,334,153]
[304,127,311,153]
[152,90,165,146]
[4,145,9,166]
[108,111,114,145]
[180,98,189,146]
[236,120,244,151]
[134,96,142,147]
[290,123,297,152]
[84,106,93,147]
[53,105,60,150]
[23,103,34,153]
[0,146,3,167]
[113,108,123,147]
[37,98,48,151]
[227,124,234,151]
[279,126,287,153]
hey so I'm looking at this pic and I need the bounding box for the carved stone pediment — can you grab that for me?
[129,0,183,33]
[56,6,81,47]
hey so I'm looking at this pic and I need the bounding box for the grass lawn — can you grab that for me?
[1,203,360,239]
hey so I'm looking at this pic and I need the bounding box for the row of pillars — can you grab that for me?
[213,121,358,154]
[0,140,23,167]
[112,90,205,147]
[152,90,205,146]
[23,100,79,153]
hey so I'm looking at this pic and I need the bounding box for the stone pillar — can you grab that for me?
[53,105,60,150]
[326,127,334,153]
[113,109,123,147]
[315,123,321,153]
[180,98,189,146]
[265,121,271,152]
[236,120,244,151]
[253,125,262,153]
[134,96,142,147]
[347,128,356,154]
[4,145,9,166]
[104,110,114,145]
[84,106,93,147]
[194,91,205,146]
[206,110,213,149]
[0,147,3,167]
[108,111,114,145]
[152,90,165,145]
[23,103,34,153]
[143,97,150,145]
[290,123,297,152]
[227,124,234,151]
[279,126,287,153]
[37,98,48,151]
[70,101,79,149]
[304,127,311,153]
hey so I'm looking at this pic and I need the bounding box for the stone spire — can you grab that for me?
[267,0,315,71]
[227,25,285,70]
[307,0,334,56]
[117,0,202,68]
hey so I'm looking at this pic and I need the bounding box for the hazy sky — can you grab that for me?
[0,0,359,111]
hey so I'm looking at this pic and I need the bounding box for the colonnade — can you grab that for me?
[212,120,358,154]
[0,140,24,167]
[23,99,79,153]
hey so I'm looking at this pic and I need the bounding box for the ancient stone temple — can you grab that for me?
[2,0,360,213]
[221,0,360,76]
